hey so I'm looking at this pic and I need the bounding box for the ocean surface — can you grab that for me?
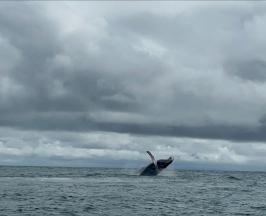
[1,166,266,216]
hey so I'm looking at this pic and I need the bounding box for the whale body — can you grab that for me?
[140,151,173,176]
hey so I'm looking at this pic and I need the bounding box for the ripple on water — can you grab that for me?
[1,167,266,215]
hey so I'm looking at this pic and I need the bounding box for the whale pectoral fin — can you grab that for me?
[146,151,155,162]
[146,151,158,169]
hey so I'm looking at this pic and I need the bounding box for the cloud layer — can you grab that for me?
[1,2,266,169]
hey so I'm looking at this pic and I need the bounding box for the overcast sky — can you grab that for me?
[1,2,266,170]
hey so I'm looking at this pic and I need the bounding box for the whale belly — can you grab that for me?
[140,163,160,176]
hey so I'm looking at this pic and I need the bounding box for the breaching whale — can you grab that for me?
[139,151,174,176]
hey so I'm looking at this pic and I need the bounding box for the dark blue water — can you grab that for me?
[1,166,266,215]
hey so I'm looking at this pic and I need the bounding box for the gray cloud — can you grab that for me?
[225,59,266,82]
[1,2,266,168]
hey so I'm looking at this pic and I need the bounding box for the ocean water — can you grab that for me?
[1,166,266,215]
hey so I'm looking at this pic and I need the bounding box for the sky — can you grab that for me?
[1,2,266,170]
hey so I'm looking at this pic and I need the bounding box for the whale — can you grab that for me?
[139,151,174,176]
